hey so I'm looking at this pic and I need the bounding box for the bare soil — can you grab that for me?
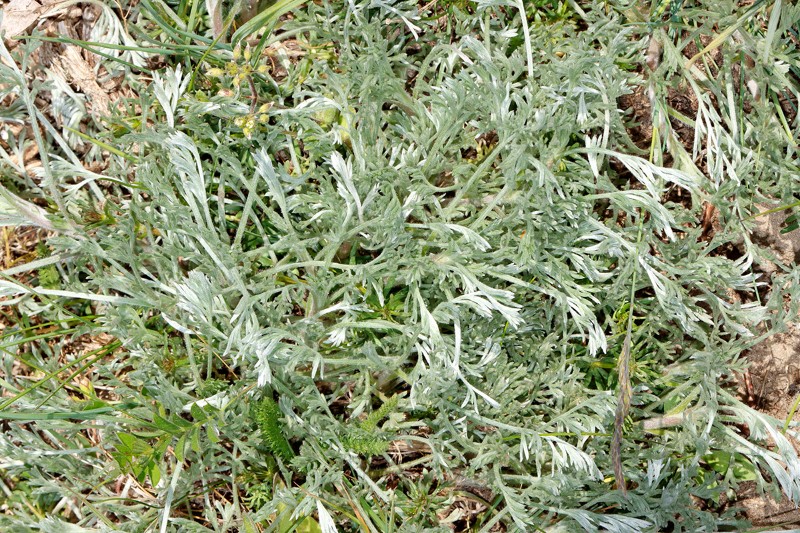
[736,205,800,530]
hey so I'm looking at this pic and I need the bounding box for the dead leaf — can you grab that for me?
[1,0,44,39]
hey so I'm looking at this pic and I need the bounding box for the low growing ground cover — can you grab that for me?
[1,0,800,530]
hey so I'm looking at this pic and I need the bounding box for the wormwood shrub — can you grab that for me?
[2,0,800,530]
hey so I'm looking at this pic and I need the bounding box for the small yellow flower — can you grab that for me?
[233,45,242,60]
[206,67,225,78]
[236,114,258,139]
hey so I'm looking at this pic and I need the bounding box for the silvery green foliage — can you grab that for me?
[2,0,799,531]
[89,3,149,68]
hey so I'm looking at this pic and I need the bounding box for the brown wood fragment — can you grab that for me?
[50,45,111,118]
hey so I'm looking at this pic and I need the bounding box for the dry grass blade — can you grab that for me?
[612,328,634,497]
